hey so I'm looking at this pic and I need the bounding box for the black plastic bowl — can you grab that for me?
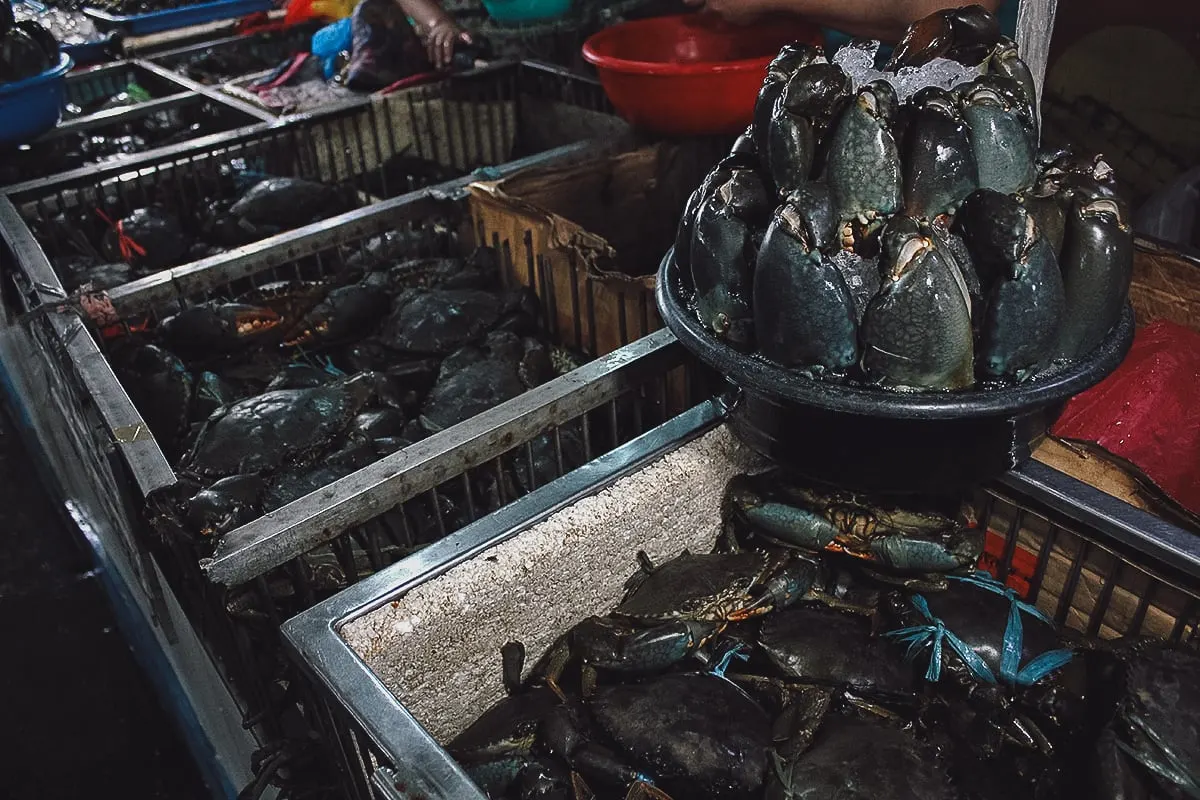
[657,247,1135,494]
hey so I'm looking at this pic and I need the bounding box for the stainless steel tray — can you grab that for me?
[282,403,1200,800]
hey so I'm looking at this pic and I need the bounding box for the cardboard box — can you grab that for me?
[466,141,724,358]
[1128,236,1200,333]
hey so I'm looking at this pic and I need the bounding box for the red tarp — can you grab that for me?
[1052,319,1200,517]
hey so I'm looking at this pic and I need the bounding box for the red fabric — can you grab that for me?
[1052,319,1200,516]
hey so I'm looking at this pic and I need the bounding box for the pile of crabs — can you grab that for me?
[451,469,1200,800]
[0,103,248,187]
[112,238,586,587]
[31,159,450,291]
[676,4,1133,391]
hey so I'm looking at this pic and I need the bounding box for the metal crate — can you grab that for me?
[4,61,627,305]
[0,88,270,191]
[282,404,1200,800]
[64,60,196,113]
[146,23,325,86]
[0,150,707,794]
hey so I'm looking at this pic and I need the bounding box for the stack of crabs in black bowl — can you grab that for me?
[674,5,1132,391]
[658,4,1137,494]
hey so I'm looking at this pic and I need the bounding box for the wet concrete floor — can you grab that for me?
[0,408,211,800]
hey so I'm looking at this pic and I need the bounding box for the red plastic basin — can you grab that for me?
[582,13,823,137]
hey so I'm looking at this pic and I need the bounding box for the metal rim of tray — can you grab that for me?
[282,400,731,800]
[656,246,1137,420]
[280,397,1200,800]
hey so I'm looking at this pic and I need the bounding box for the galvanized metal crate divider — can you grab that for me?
[64,60,198,110]
[3,61,618,304]
[1,138,700,792]
[280,397,1200,800]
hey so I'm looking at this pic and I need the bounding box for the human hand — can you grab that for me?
[681,0,769,25]
[425,18,471,70]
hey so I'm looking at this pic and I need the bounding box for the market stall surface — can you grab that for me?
[0,410,209,800]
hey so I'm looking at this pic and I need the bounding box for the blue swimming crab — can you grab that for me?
[724,470,983,588]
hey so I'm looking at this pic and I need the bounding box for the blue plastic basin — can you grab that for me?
[480,0,572,24]
[0,53,73,148]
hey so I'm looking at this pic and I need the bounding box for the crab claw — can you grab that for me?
[229,304,282,337]
[887,4,1001,70]
[158,302,282,357]
[732,555,820,620]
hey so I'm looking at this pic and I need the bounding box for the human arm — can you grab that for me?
[394,0,471,69]
[684,0,1003,42]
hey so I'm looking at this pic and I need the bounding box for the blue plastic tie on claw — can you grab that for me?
[709,642,750,680]
[884,594,998,684]
[948,571,1074,686]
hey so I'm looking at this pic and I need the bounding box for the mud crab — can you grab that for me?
[826,80,902,249]
[379,287,539,356]
[881,572,1084,795]
[590,672,772,799]
[0,5,57,83]
[179,373,376,479]
[860,215,975,390]
[753,199,859,371]
[954,188,1065,379]
[725,470,982,587]
[758,602,918,704]
[158,302,283,358]
[418,331,553,434]
[688,166,771,346]
[763,56,853,199]
[536,549,817,696]
[769,708,959,800]
[886,3,1001,70]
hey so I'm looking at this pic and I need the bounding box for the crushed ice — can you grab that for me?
[831,40,982,104]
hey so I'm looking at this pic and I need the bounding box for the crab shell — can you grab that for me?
[615,551,780,624]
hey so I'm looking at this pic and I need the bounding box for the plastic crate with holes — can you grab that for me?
[3,61,627,306]
[0,160,713,796]
[280,391,1200,800]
